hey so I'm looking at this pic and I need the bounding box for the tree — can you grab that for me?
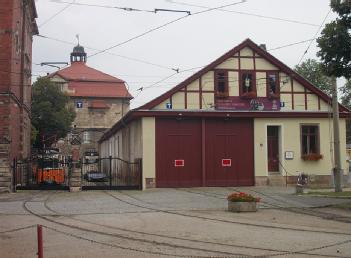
[294,59,334,95]
[31,77,76,148]
[340,80,351,144]
[317,0,351,78]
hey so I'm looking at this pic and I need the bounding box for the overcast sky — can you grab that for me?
[32,0,336,108]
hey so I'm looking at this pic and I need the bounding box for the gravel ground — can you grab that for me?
[1,186,351,258]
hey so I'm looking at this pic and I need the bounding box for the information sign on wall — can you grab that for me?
[76,101,83,108]
[222,159,232,167]
[174,159,184,167]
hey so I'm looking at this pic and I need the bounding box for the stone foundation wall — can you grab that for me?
[145,178,155,189]
[0,165,11,190]
[255,174,350,188]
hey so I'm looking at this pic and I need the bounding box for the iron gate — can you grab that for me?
[81,156,142,190]
[14,158,71,190]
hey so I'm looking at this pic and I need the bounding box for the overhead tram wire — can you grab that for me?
[297,9,332,66]
[35,34,178,72]
[267,38,316,51]
[39,0,76,28]
[87,0,248,59]
[165,0,319,27]
[50,1,155,13]
[51,1,192,15]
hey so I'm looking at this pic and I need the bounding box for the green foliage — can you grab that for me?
[31,77,76,147]
[317,0,351,78]
[294,59,334,96]
[31,124,38,144]
[340,80,351,144]
[340,80,351,109]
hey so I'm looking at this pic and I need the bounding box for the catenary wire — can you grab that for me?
[165,0,320,27]
[297,9,332,65]
[35,34,178,71]
[39,0,76,28]
[87,0,247,58]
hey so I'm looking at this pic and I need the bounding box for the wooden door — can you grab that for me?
[267,126,279,172]
[205,119,254,186]
[156,118,202,187]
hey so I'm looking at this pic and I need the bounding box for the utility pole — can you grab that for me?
[332,76,343,192]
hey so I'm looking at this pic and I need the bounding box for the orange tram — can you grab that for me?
[33,148,66,184]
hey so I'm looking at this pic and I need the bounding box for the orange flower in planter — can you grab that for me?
[301,153,323,161]
[227,192,260,202]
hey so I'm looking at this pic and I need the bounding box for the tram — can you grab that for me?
[34,148,65,184]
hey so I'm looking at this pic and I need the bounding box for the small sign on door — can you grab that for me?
[174,159,184,167]
[222,159,232,167]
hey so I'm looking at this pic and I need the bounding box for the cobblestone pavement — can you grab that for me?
[1,187,351,258]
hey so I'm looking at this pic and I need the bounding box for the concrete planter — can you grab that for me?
[228,201,257,212]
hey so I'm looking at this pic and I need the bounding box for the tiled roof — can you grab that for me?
[54,62,125,83]
[68,81,132,98]
[50,61,132,98]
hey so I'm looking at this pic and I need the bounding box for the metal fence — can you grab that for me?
[14,158,71,190]
[81,156,142,190]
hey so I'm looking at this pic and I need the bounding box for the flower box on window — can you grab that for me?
[240,91,257,99]
[216,91,229,98]
[301,153,323,161]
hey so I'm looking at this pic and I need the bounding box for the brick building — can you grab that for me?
[0,0,38,190]
[49,45,132,158]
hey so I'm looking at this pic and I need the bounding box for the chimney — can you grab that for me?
[259,44,267,51]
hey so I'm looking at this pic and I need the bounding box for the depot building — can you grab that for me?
[99,39,350,189]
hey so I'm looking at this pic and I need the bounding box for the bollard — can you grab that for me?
[37,224,43,258]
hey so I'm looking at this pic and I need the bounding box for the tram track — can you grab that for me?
[173,187,351,223]
[110,189,351,236]
[42,191,351,258]
[21,193,253,258]
[231,187,351,223]
[1,190,350,257]
[105,191,351,258]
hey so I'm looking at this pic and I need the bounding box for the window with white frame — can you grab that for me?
[83,131,91,144]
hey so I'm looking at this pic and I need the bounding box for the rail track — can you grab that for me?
[1,190,350,257]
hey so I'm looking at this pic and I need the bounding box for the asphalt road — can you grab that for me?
[1,186,351,258]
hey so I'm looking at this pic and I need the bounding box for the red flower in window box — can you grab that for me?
[301,153,323,161]
[241,91,257,99]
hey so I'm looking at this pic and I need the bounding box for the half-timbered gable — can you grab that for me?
[146,39,345,114]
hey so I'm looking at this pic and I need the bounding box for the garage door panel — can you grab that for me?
[205,119,254,187]
[156,119,202,187]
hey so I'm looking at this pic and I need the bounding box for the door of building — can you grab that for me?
[205,119,254,186]
[156,118,202,187]
[267,126,279,172]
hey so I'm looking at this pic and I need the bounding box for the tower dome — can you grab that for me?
[70,44,87,63]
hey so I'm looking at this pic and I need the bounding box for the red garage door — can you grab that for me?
[205,119,254,186]
[155,118,254,187]
[156,118,202,187]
